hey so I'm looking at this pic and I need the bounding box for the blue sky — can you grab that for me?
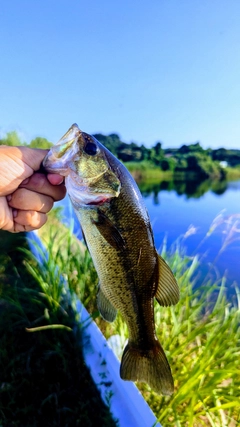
[1,0,240,149]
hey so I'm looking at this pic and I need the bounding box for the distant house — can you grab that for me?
[219,161,228,168]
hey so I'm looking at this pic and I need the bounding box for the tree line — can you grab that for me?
[93,133,240,179]
[1,130,240,179]
[0,131,52,149]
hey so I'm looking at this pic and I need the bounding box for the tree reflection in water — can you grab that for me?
[137,178,229,204]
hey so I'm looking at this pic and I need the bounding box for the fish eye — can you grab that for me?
[84,142,98,156]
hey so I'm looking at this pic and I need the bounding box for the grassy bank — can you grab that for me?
[225,166,240,180]
[125,161,240,184]
[103,248,240,427]
[38,214,240,426]
[125,161,173,182]
[1,213,240,427]
[0,228,117,427]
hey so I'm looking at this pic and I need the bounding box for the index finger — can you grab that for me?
[19,173,66,201]
[47,173,64,185]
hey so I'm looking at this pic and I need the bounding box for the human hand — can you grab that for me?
[0,145,66,232]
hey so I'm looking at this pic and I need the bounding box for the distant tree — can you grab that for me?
[93,133,122,156]
[109,133,121,141]
[148,141,164,166]
[211,148,227,161]
[178,144,189,154]
[0,131,25,146]
[212,148,240,167]
[160,159,170,171]
[139,144,149,161]
[179,142,204,154]
[189,142,204,153]
[187,154,200,169]
[153,142,163,156]
[160,157,176,171]
[93,133,146,162]
[28,137,52,149]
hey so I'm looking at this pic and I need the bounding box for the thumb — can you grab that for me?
[18,146,49,172]
[0,146,50,196]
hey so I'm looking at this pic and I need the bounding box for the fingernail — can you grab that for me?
[7,195,12,202]
[13,209,18,218]
[21,178,30,186]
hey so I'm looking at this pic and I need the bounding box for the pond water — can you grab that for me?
[142,179,240,292]
[57,179,240,293]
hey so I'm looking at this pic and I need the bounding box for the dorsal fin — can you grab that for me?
[155,255,180,306]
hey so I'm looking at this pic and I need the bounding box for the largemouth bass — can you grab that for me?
[43,124,179,395]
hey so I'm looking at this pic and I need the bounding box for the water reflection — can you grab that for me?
[139,177,240,293]
[138,178,230,204]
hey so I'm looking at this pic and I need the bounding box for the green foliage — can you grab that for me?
[153,251,239,427]
[0,131,52,149]
[212,148,240,167]
[174,151,226,180]
[125,160,172,183]
[0,229,117,427]
[2,208,240,426]
[1,128,240,180]
[102,247,240,427]
[93,133,145,162]
[37,208,99,314]
[37,212,240,427]
[159,157,176,171]
[28,137,53,149]
[148,142,164,165]
[93,132,240,180]
[93,133,123,157]
[0,131,26,146]
[178,142,205,154]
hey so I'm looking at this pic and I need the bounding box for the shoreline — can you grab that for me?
[125,162,240,183]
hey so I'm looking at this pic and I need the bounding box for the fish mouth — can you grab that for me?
[43,124,81,175]
[42,123,121,207]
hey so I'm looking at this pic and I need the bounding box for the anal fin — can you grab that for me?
[155,255,180,306]
[97,286,117,322]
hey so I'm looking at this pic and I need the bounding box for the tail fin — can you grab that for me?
[120,341,174,395]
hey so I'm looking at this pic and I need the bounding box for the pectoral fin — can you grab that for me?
[92,210,126,251]
[97,285,117,322]
[155,255,179,306]
[81,227,89,250]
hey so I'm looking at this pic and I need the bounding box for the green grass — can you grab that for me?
[40,212,240,427]
[1,210,240,427]
[141,251,240,427]
[101,244,240,426]
[225,166,240,180]
[125,160,173,181]
[126,161,240,183]
[0,228,117,427]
